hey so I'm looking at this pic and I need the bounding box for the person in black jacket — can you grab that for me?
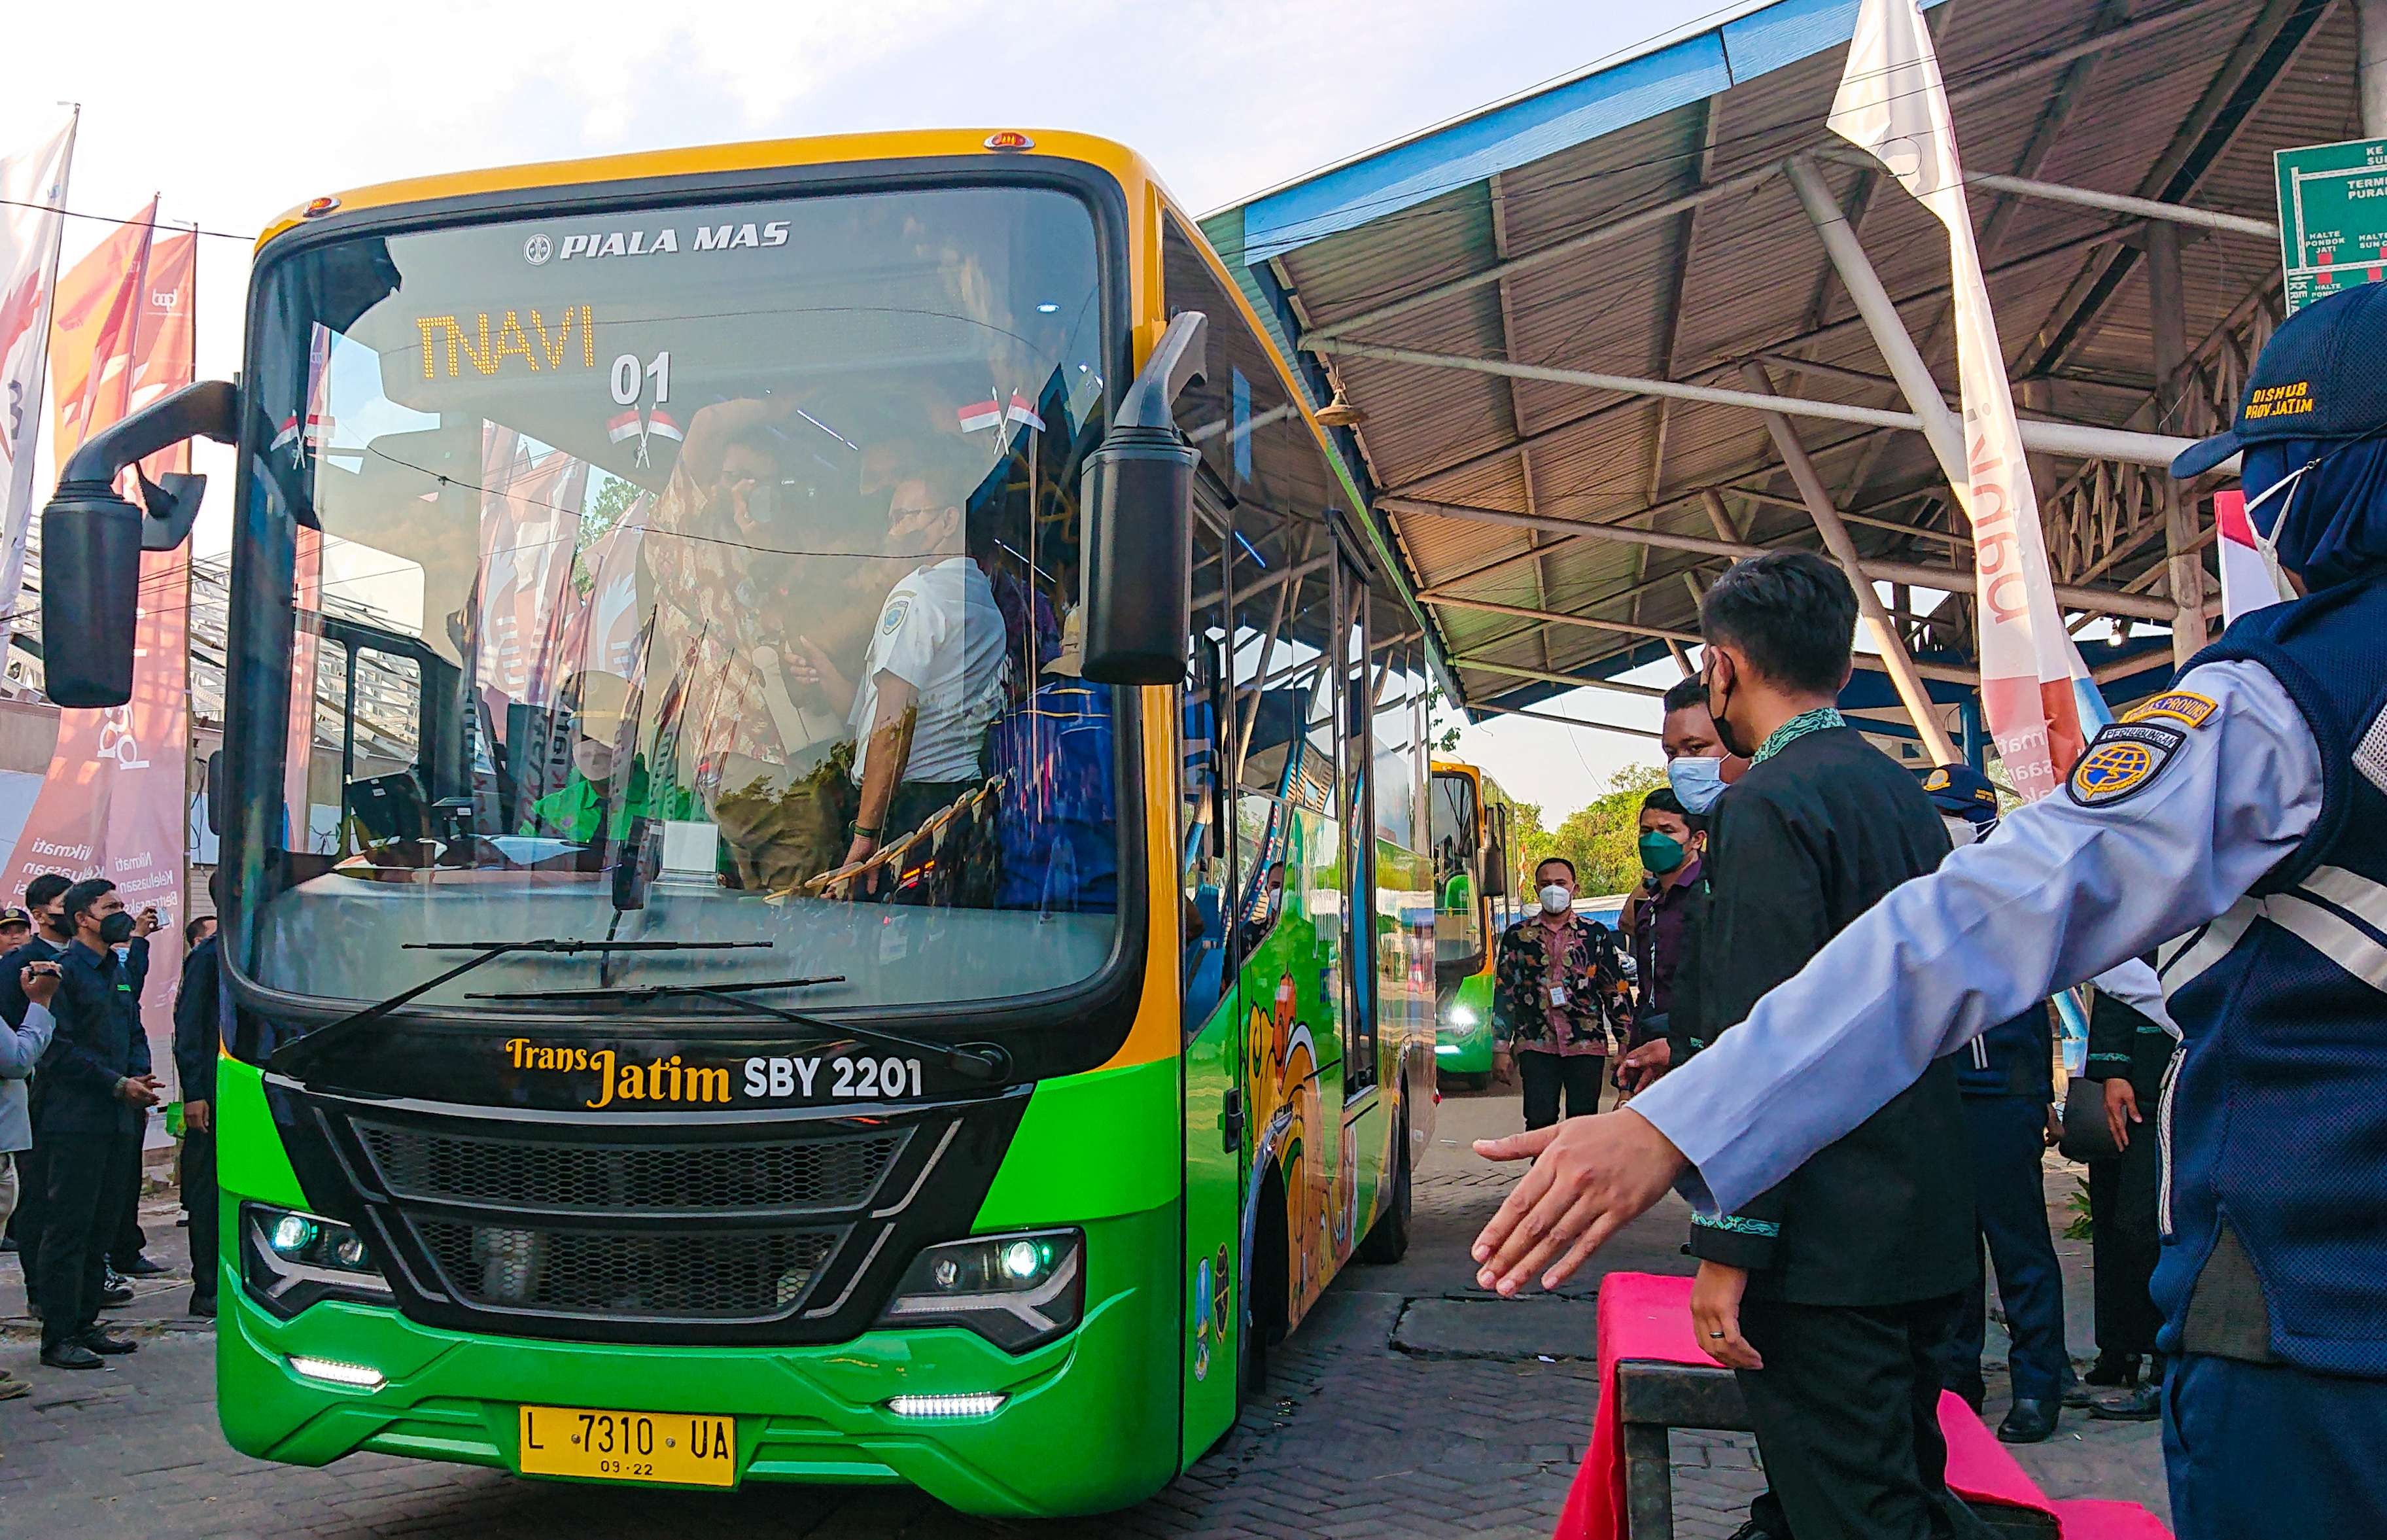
[33,878,160,1370]
[1,871,77,1316]
[174,921,222,1317]
[1673,554,1991,1540]
[2075,982,2172,1422]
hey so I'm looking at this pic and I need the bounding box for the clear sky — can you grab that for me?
[1,0,1735,814]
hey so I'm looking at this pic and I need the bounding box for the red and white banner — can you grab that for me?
[281,328,331,848]
[0,114,75,645]
[474,427,587,709]
[1830,0,2100,799]
[6,205,193,1103]
[552,491,650,686]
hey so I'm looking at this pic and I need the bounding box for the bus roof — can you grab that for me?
[256,128,1167,252]
[1429,758,1513,807]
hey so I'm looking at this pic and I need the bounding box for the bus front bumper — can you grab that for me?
[216,1206,1179,1518]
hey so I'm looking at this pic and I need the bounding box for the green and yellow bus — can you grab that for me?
[1427,760,1524,1090]
[41,129,1442,1516]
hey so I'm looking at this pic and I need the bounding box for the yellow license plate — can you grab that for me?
[517,1403,737,1488]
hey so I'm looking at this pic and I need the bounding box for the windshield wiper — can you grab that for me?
[466,975,845,1003]
[476,978,1011,1085]
[268,939,771,1077]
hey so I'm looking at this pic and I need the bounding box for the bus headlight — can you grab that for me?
[242,1203,394,1318]
[878,1229,1083,1353]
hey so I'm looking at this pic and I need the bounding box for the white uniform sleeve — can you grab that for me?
[872,584,945,693]
[1630,659,2322,1216]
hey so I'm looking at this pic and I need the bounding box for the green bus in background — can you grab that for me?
[37,129,1440,1516]
[1427,761,1522,1091]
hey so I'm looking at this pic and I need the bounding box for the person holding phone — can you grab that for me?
[33,879,161,1371]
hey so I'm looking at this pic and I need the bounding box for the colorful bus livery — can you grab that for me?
[41,130,1442,1515]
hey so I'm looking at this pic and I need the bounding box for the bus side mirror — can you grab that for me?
[1081,312,1206,686]
[41,379,236,709]
[205,750,226,836]
[1481,805,1511,901]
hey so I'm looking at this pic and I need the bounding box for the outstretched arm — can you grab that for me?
[1471,659,2321,1293]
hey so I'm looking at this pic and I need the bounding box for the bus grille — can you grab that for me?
[413,1219,838,1320]
[353,1121,905,1217]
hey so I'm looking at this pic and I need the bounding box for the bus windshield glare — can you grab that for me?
[234,183,1121,1023]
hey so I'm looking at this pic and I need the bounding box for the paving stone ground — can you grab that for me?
[0,1089,2166,1537]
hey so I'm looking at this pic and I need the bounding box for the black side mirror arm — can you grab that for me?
[53,378,238,552]
[1116,312,1208,430]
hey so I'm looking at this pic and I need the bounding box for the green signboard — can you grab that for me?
[2276,135,2387,315]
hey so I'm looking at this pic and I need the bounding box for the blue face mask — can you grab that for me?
[1667,756,1726,816]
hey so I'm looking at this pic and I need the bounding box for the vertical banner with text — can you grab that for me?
[0,114,75,645]
[6,211,194,1108]
[1830,0,2105,799]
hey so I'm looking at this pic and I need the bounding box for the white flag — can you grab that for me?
[1830,0,2102,799]
[0,113,75,642]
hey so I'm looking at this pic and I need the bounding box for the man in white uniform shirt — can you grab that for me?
[837,461,1009,881]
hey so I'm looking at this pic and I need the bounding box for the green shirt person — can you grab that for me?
[520,692,653,840]
[519,734,651,843]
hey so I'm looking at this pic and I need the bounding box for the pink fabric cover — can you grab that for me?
[1554,1272,2169,1540]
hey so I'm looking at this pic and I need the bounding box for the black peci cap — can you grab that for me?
[2173,281,2387,479]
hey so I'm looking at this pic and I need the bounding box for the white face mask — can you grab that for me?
[1942,814,1980,849]
[1538,883,1572,915]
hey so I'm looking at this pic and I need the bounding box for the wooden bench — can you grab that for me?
[1612,1360,2059,1540]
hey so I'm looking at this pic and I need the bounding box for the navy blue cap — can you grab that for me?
[2172,281,2387,478]
[1921,763,1998,819]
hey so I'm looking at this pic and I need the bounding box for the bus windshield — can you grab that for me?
[234,182,1123,1023]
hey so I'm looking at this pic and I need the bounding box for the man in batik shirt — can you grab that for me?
[1491,855,1627,1129]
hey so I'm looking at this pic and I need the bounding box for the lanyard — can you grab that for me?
[1752,707,1845,764]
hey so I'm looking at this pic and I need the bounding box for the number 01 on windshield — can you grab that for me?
[518,1404,737,1487]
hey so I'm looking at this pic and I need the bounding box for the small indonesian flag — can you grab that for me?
[606,410,642,446]
[957,396,1002,433]
[1004,391,1043,431]
[272,410,332,453]
[645,408,683,444]
[2215,489,2293,625]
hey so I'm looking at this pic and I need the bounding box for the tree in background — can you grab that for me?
[1520,764,1668,898]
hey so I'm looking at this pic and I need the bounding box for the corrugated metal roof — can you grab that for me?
[1207,0,2346,724]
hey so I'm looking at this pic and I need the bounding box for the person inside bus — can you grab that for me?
[517,672,650,845]
[784,449,1010,891]
[1491,856,1626,1129]
[645,402,875,891]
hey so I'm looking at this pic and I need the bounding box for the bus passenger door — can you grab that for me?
[1180,500,1242,1462]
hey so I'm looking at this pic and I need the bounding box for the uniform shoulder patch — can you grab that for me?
[879,597,911,636]
[2068,722,2188,808]
[2123,690,2220,730]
